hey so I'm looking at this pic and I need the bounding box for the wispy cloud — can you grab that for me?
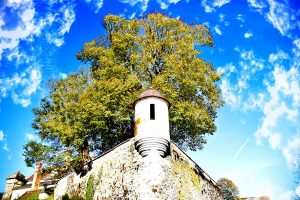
[118,0,150,14]
[247,0,299,38]
[0,0,77,107]
[84,0,104,13]
[283,134,300,168]
[234,137,250,160]
[236,14,245,23]
[0,130,9,152]
[0,66,42,107]
[214,25,222,35]
[156,0,182,9]
[255,66,300,149]
[247,0,267,14]
[45,4,76,47]
[201,0,231,13]
[0,130,3,141]
[268,50,289,64]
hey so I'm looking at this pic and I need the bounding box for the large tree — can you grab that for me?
[23,13,223,171]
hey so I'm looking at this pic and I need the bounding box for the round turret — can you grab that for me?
[134,89,170,157]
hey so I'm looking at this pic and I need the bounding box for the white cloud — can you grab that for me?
[0,0,43,60]
[296,185,300,197]
[247,0,299,38]
[247,0,267,13]
[201,0,230,13]
[129,12,136,19]
[283,134,300,168]
[218,63,242,107]
[0,66,42,107]
[220,78,241,107]
[236,14,245,23]
[212,0,230,8]
[59,73,68,79]
[83,0,104,13]
[0,0,78,107]
[0,130,9,152]
[214,25,222,35]
[0,130,4,141]
[255,66,300,151]
[25,133,35,140]
[218,13,230,26]
[292,38,300,58]
[239,49,264,72]
[46,5,76,47]
[3,143,9,152]
[154,0,182,10]
[244,32,253,38]
[277,191,295,200]
[267,0,292,36]
[268,50,289,63]
[119,0,150,13]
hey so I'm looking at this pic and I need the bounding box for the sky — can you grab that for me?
[0,0,299,199]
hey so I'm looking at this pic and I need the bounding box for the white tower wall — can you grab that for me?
[134,97,170,141]
[134,90,170,157]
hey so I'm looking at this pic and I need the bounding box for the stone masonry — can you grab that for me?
[54,138,223,200]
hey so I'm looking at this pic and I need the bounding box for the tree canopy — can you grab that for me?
[217,178,240,200]
[23,13,223,171]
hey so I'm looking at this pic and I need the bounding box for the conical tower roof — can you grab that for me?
[134,88,170,106]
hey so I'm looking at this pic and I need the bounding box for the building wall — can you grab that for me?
[2,179,26,200]
[54,138,223,200]
[2,179,15,200]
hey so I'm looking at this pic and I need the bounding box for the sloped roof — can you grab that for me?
[6,171,26,182]
[27,173,52,182]
[134,88,170,106]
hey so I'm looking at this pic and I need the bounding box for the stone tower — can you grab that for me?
[133,88,170,157]
[2,171,26,200]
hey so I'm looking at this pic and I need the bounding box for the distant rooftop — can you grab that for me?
[6,171,26,183]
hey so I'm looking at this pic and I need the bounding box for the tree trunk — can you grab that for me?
[80,139,90,164]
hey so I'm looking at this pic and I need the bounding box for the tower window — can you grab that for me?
[150,104,155,120]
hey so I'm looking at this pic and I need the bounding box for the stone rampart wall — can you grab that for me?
[54,139,223,200]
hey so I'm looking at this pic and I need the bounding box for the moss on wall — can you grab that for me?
[16,190,43,200]
[171,160,201,200]
[85,175,95,200]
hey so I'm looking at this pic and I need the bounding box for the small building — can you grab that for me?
[2,165,55,200]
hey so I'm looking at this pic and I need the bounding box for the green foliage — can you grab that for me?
[86,175,95,200]
[16,190,42,200]
[24,13,223,171]
[45,194,54,200]
[216,178,239,200]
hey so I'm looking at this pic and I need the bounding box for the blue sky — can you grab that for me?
[0,0,299,199]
